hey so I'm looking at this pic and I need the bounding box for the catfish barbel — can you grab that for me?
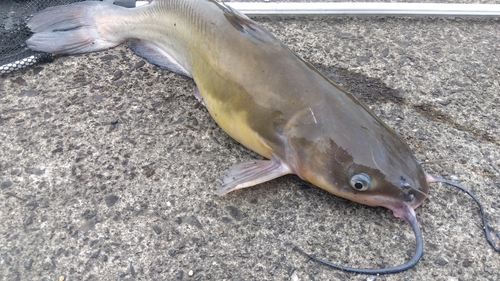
[26,0,499,274]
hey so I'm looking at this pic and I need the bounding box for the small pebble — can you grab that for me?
[268,265,277,275]
[1,180,13,189]
[23,259,33,269]
[188,270,194,276]
[436,256,449,266]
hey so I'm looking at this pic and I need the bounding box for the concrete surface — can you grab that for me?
[1,1,499,280]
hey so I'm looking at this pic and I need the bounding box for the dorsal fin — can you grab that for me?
[221,3,278,45]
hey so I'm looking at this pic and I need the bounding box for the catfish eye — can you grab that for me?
[349,173,371,191]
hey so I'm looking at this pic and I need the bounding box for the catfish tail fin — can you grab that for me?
[27,1,131,54]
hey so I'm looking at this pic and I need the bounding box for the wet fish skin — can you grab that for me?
[27,0,429,219]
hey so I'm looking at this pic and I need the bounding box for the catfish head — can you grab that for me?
[283,94,430,220]
[282,91,429,274]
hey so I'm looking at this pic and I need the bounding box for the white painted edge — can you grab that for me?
[136,1,500,17]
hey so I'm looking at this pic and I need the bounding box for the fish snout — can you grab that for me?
[398,173,429,209]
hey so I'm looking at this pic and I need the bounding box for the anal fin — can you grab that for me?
[217,153,291,196]
[128,39,191,77]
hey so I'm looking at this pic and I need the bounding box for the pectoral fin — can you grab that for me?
[216,154,291,196]
[128,39,191,77]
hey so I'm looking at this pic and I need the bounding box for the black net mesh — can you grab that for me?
[0,0,136,75]
[0,0,87,75]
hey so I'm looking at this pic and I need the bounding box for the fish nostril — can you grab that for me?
[402,192,415,202]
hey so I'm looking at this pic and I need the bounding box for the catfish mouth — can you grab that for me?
[353,189,427,218]
[387,201,417,220]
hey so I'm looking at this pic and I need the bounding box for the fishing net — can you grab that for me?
[0,0,136,75]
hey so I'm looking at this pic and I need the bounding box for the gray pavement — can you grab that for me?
[1,1,499,280]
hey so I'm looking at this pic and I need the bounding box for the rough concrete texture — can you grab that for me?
[1,1,499,281]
